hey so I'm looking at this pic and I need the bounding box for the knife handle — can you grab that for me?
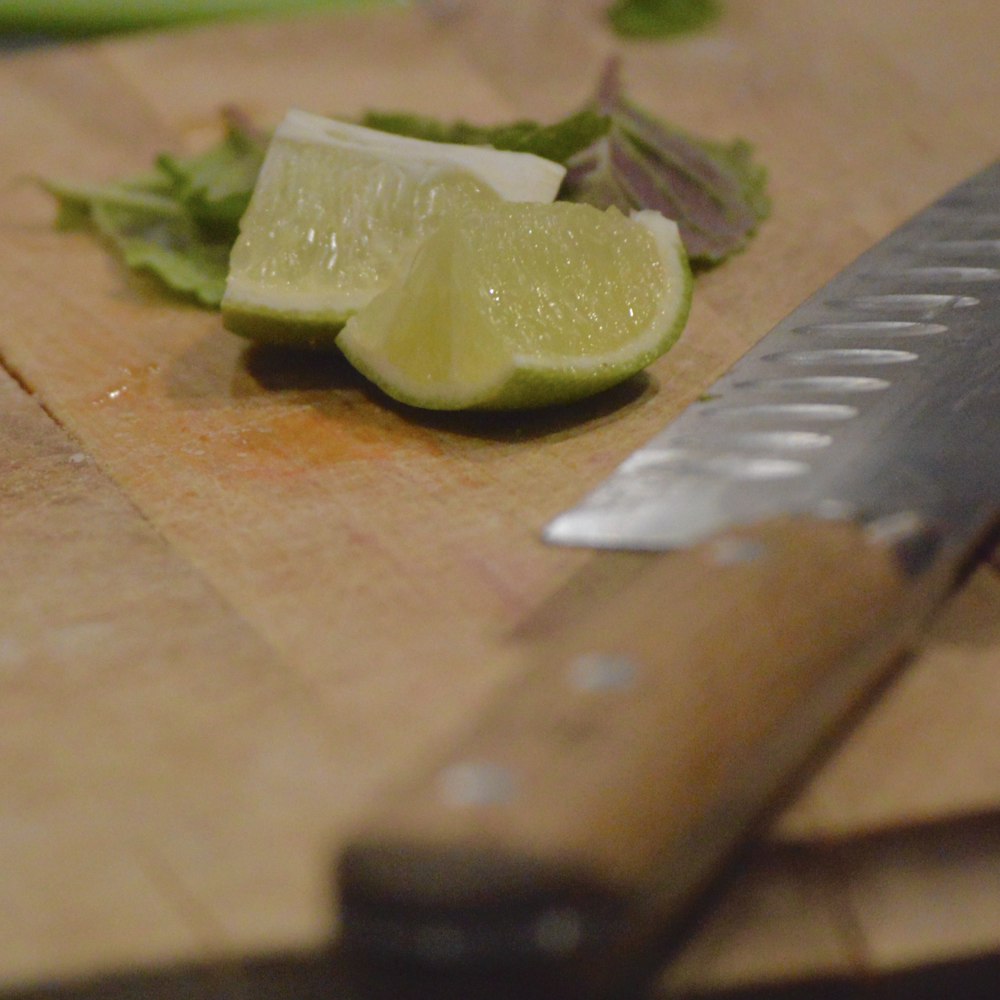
[338,515,945,979]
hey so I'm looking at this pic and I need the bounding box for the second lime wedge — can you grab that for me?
[336,201,692,410]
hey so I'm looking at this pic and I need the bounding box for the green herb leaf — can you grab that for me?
[93,201,233,307]
[607,0,722,38]
[359,107,611,165]
[360,61,767,265]
[562,60,769,265]
[44,65,768,308]
[42,109,266,307]
[156,109,266,230]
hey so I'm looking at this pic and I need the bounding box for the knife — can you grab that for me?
[336,161,1000,993]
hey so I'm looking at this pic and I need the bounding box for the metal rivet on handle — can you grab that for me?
[568,652,637,692]
[438,761,516,807]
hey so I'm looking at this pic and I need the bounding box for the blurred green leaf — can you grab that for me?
[607,0,722,39]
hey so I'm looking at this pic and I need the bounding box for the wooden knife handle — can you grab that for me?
[338,515,948,981]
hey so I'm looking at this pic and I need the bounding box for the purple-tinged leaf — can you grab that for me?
[564,59,770,265]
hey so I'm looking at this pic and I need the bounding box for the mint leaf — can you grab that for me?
[43,109,265,307]
[156,109,266,230]
[45,65,768,309]
[363,61,767,265]
[45,177,182,226]
[359,108,610,165]
[607,0,722,38]
[562,60,769,265]
[358,110,495,146]
[93,202,232,307]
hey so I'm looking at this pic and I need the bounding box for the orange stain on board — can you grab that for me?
[231,404,444,470]
[178,406,445,479]
[89,345,445,475]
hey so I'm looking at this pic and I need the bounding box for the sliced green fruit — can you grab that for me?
[221,109,566,347]
[336,201,692,410]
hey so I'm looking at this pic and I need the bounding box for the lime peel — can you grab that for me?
[336,203,692,411]
[275,110,567,203]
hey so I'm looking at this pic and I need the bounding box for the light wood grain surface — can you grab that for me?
[1,1,999,994]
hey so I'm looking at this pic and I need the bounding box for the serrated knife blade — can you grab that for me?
[337,162,1000,998]
[546,160,1000,551]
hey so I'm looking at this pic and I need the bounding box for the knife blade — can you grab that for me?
[336,161,1000,994]
[545,163,1000,551]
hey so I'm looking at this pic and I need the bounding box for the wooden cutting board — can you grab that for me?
[1,1,999,995]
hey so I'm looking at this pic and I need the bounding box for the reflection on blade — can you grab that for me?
[546,162,1000,551]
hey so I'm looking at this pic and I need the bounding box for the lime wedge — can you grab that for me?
[336,202,692,410]
[221,110,566,346]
